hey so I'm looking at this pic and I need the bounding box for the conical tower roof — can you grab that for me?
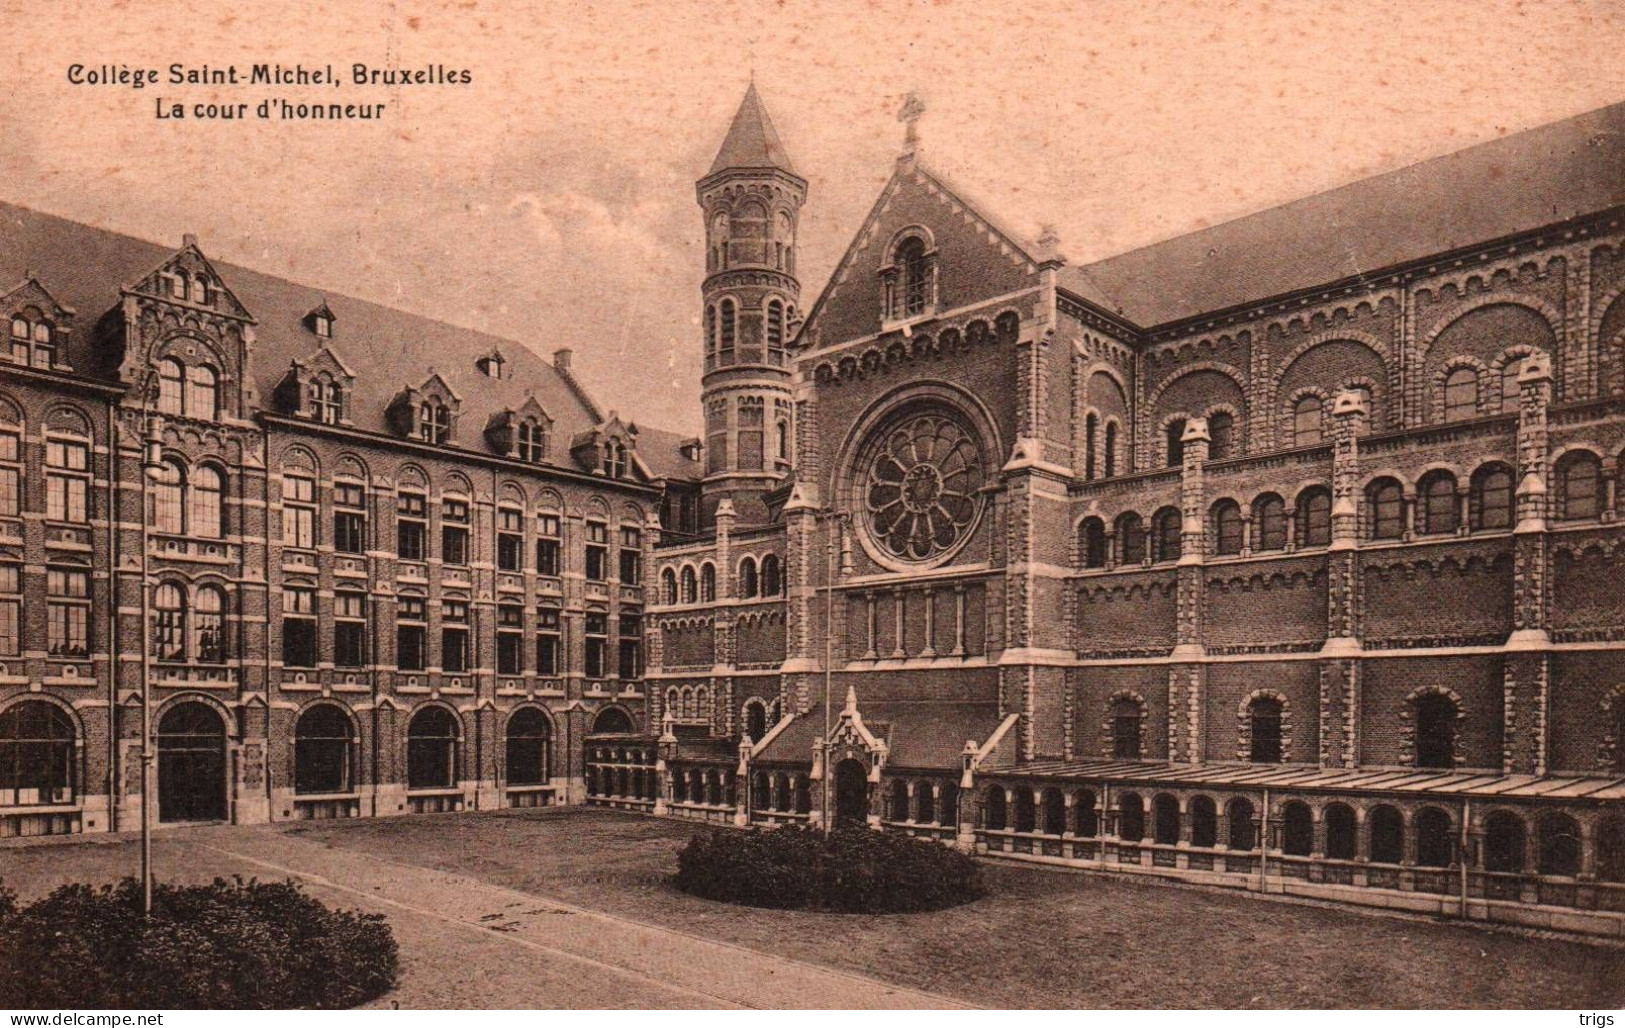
[708,83,797,176]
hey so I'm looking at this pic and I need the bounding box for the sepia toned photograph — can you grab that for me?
[1,0,1624,1016]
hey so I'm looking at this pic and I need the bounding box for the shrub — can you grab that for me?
[674,824,984,913]
[0,876,397,1009]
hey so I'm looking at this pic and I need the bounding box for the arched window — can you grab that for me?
[1153,794,1180,845]
[738,557,758,598]
[1469,463,1514,531]
[1042,788,1066,835]
[1417,471,1459,535]
[983,786,1007,831]
[766,299,786,358]
[1539,814,1582,876]
[1103,422,1119,478]
[1555,451,1602,521]
[661,568,678,605]
[1416,807,1454,867]
[1368,478,1404,540]
[891,778,911,822]
[1443,367,1479,421]
[189,465,224,539]
[918,782,937,825]
[1079,517,1107,568]
[1414,692,1459,769]
[704,304,717,358]
[719,299,737,356]
[1190,796,1217,848]
[194,586,226,663]
[152,583,186,661]
[896,237,931,317]
[1281,801,1313,856]
[1074,789,1099,837]
[0,701,76,805]
[1292,396,1323,447]
[151,460,185,534]
[1207,412,1234,460]
[592,707,634,734]
[680,566,697,604]
[1369,805,1404,864]
[1252,494,1287,551]
[295,705,353,794]
[760,554,781,596]
[1165,419,1186,467]
[1151,507,1181,563]
[1012,786,1036,833]
[29,322,54,367]
[1111,696,1143,759]
[1118,793,1145,842]
[506,708,551,786]
[743,700,767,744]
[700,563,716,602]
[407,707,459,789]
[1084,413,1098,480]
[1115,512,1146,566]
[776,419,790,462]
[1212,500,1243,556]
[1484,812,1526,873]
[517,420,546,463]
[1598,816,1625,884]
[1248,696,1283,763]
[1295,487,1332,548]
[1227,797,1256,850]
[186,365,219,419]
[1324,803,1357,860]
[157,358,184,416]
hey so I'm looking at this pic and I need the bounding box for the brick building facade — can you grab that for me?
[2,87,1624,933]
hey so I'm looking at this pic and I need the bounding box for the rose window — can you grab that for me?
[860,411,985,564]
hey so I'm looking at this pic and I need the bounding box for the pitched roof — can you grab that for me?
[752,698,1002,772]
[1063,101,1625,328]
[707,83,797,176]
[0,200,695,475]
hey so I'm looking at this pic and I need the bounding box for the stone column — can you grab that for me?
[1172,418,1209,762]
[1507,353,1553,775]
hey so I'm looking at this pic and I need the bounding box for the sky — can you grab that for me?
[3,0,1625,434]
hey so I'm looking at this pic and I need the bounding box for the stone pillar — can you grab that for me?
[1171,419,1208,762]
[1507,353,1553,774]
[780,483,822,715]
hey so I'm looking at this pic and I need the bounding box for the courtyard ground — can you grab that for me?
[2,807,1622,1009]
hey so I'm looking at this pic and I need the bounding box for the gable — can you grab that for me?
[801,161,1043,350]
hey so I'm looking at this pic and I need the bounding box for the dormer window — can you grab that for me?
[315,314,332,338]
[308,377,343,424]
[604,440,628,479]
[517,419,547,463]
[477,351,506,379]
[419,401,451,445]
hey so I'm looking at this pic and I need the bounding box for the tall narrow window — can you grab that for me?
[397,597,427,672]
[1417,471,1459,535]
[1212,501,1243,556]
[618,613,642,679]
[619,526,641,586]
[333,481,365,554]
[897,237,930,317]
[1369,479,1403,539]
[760,554,781,596]
[497,602,524,675]
[295,706,352,795]
[1103,422,1118,477]
[309,378,342,424]
[185,365,218,420]
[0,565,20,658]
[705,304,718,362]
[441,498,470,566]
[1295,487,1332,548]
[1165,419,1186,467]
[46,568,89,658]
[738,397,765,472]
[603,441,628,478]
[680,566,697,605]
[407,707,458,790]
[194,586,225,663]
[1116,512,1146,565]
[1084,413,1098,480]
[333,591,367,667]
[1556,451,1602,521]
[8,317,28,363]
[1248,696,1283,763]
[1443,367,1478,422]
[190,465,224,539]
[281,474,316,549]
[706,399,729,474]
[151,461,185,535]
[719,299,737,360]
[535,512,561,577]
[739,556,758,598]
[1470,463,1514,531]
[152,583,186,661]
[1252,494,1287,551]
[0,424,19,518]
[157,359,184,416]
[1151,507,1181,563]
[585,612,608,679]
[282,587,317,667]
[700,563,716,603]
[1414,693,1458,769]
[661,568,677,604]
[1207,412,1234,460]
[1079,517,1107,568]
[766,299,786,363]
[45,439,89,523]
[585,521,608,581]
[535,606,561,675]
[419,401,451,445]
[1111,698,1142,759]
[397,491,426,560]
[517,420,546,462]
[1500,360,1524,413]
[441,600,469,674]
[506,709,551,786]
[1292,396,1323,447]
[497,507,524,572]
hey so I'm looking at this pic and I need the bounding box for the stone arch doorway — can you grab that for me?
[158,702,227,823]
[834,759,869,825]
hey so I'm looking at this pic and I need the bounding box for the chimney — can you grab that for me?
[182,233,198,248]
[553,348,572,372]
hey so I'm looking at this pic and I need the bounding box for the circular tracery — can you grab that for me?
[859,409,985,565]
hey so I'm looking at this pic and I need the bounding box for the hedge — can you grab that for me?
[0,876,398,1009]
[674,824,985,913]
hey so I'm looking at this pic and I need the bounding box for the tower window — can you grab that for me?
[766,299,786,364]
[719,299,737,358]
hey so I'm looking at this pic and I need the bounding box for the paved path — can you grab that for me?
[189,825,968,1010]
